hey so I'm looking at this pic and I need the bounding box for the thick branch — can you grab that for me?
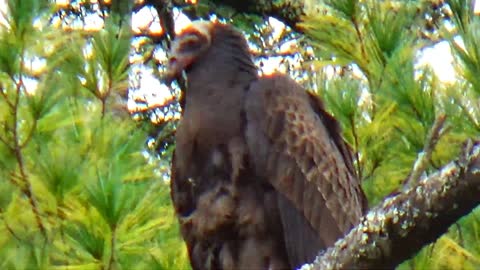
[209,0,305,32]
[304,140,480,269]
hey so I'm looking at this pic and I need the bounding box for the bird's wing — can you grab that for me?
[245,74,367,268]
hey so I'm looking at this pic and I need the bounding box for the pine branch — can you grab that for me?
[404,113,447,188]
[9,60,47,238]
[208,0,305,32]
[107,226,117,270]
[0,85,15,109]
[0,208,24,243]
[304,139,480,269]
[0,134,13,152]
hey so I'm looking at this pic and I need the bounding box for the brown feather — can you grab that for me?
[245,74,367,267]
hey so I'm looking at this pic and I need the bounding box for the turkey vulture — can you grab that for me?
[165,20,368,270]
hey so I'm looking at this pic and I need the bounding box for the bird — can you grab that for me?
[165,20,368,270]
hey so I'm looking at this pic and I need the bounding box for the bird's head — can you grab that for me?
[165,21,213,83]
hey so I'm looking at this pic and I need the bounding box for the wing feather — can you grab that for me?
[245,74,367,267]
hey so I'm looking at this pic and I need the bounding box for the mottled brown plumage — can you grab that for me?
[166,21,367,270]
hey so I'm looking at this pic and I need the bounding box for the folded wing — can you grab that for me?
[245,74,367,268]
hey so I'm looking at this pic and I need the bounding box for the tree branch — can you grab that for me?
[404,113,447,188]
[209,0,305,32]
[303,140,480,269]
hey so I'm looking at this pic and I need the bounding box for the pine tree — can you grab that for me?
[0,0,188,268]
[300,0,480,268]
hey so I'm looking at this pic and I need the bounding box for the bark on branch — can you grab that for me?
[208,0,305,32]
[303,140,480,269]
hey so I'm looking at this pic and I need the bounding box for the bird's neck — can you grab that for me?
[184,68,252,113]
[181,55,256,147]
[178,65,253,166]
[180,26,258,141]
[184,52,257,104]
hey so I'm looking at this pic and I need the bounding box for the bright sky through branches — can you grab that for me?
[0,0,479,105]
[134,2,480,84]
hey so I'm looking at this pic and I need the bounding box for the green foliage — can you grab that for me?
[302,0,480,268]
[4,0,480,269]
[0,1,188,269]
[451,17,480,93]
[324,0,358,19]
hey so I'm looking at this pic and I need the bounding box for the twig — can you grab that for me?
[0,134,13,152]
[131,96,177,113]
[19,119,37,149]
[107,225,117,270]
[0,85,15,109]
[0,208,24,243]
[404,114,447,189]
[351,13,367,63]
[10,51,47,238]
[349,114,363,181]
